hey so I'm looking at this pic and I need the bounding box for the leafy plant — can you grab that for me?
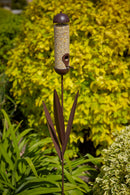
[0,8,22,120]
[0,109,34,194]
[93,126,130,195]
[0,110,101,194]
[0,8,22,73]
[6,0,130,154]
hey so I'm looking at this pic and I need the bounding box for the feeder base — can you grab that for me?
[54,68,69,75]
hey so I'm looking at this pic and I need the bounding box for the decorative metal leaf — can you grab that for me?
[54,90,65,146]
[62,91,79,155]
[43,102,61,160]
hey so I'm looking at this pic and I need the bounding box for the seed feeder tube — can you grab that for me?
[53,12,70,75]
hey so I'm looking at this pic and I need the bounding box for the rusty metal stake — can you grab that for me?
[61,75,63,111]
[61,152,64,195]
[43,85,78,194]
[61,75,64,195]
[43,12,78,195]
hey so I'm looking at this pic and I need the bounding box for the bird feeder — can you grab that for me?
[53,12,70,75]
[43,12,79,195]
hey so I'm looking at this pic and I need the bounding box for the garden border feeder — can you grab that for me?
[43,12,79,195]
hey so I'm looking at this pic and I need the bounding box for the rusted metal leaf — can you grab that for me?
[54,90,65,146]
[62,91,79,155]
[43,102,61,160]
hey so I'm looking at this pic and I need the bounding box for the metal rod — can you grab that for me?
[61,152,64,195]
[61,75,63,110]
[61,75,64,194]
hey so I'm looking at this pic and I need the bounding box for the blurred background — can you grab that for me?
[0,0,32,11]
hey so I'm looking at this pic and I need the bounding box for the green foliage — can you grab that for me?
[0,8,22,119]
[6,0,130,153]
[0,8,22,73]
[0,110,101,194]
[93,126,130,195]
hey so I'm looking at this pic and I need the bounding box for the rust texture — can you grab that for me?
[43,89,78,156]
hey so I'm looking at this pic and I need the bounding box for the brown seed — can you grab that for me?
[54,24,69,70]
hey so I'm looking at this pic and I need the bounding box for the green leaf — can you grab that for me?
[64,169,76,184]
[85,153,102,166]
[64,183,88,193]
[72,165,95,176]
[16,187,61,195]
[65,157,85,169]
[1,109,20,158]
[1,109,12,128]
[14,121,23,134]
[0,144,14,170]
[24,157,38,177]
[72,177,91,192]
[15,177,60,193]
[64,156,72,174]
[17,128,34,143]
[28,137,52,152]
[0,179,15,190]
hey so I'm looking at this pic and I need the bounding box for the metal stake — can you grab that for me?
[61,75,63,111]
[61,152,64,195]
[61,75,64,194]
[43,86,78,195]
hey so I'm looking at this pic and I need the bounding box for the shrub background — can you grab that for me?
[6,0,130,154]
[11,0,27,10]
[0,8,22,119]
[93,126,130,195]
[0,8,21,73]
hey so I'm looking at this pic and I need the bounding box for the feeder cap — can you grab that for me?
[53,12,69,24]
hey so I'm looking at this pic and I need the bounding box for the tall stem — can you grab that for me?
[61,152,64,195]
[61,75,63,111]
[61,75,64,194]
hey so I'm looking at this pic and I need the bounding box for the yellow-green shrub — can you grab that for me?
[6,0,130,154]
[93,126,130,195]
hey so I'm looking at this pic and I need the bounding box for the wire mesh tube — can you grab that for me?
[54,24,69,70]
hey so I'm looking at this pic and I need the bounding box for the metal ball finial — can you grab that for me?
[53,12,69,24]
